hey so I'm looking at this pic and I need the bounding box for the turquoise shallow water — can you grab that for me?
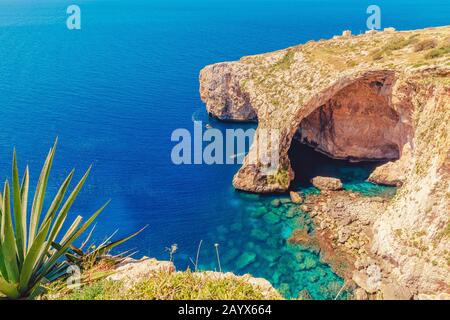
[0,0,442,299]
[193,140,395,299]
[201,191,343,300]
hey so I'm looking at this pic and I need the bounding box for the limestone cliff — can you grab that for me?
[200,26,450,298]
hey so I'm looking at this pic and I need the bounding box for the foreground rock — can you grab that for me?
[107,257,175,286]
[193,271,280,299]
[107,257,280,299]
[311,176,343,191]
[200,26,450,298]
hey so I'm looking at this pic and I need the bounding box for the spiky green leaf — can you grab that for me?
[12,149,26,263]
[0,277,20,299]
[1,181,20,283]
[28,139,57,246]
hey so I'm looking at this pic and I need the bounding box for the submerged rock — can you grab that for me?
[286,206,301,218]
[216,225,228,235]
[270,207,284,216]
[251,228,270,241]
[278,283,291,297]
[298,289,313,300]
[270,199,281,207]
[260,249,281,263]
[265,236,283,249]
[263,212,281,224]
[294,252,305,263]
[288,228,320,252]
[303,256,318,270]
[236,252,257,269]
[250,207,268,218]
[307,273,320,283]
[222,248,240,264]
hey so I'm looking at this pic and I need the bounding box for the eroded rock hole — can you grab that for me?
[289,75,409,188]
[289,141,387,189]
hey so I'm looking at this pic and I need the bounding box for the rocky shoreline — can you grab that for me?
[107,257,281,299]
[199,26,450,299]
[105,178,445,300]
[288,182,413,299]
[290,175,450,300]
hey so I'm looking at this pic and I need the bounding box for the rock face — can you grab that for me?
[200,26,450,298]
[199,62,257,122]
[107,257,175,286]
[296,72,408,161]
[380,282,413,300]
[311,176,343,191]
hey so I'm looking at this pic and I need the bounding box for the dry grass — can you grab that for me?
[43,270,282,300]
[413,39,438,52]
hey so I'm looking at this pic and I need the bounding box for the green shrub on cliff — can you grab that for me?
[371,35,418,61]
[267,168,290,188]
[438,222,450,240]
[424,44,450,59]
[0,141,109,299]
[413,39,437,52]
[272,50,295,71]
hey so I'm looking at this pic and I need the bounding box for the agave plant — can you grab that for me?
[63,224,147,271]
[0,140,109,299]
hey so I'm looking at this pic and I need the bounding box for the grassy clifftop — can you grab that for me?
[41,258,282,300]
[241,26,449,121]
[45,270,282,300]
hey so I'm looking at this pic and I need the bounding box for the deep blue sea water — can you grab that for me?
[0,0,447,299]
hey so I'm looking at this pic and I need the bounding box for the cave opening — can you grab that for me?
[288,74,409,191]
[289,140,387,189]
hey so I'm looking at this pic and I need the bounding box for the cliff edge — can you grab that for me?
[200,26,450,298]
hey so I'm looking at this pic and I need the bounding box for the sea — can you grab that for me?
[0,0,448,299]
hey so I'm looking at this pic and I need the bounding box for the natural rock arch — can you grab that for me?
[200,25,450,296]
[287,71,413,184]
[292,71,404,161]
[232,71,413,193]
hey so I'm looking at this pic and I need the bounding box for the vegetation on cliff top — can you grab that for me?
[0,141,111,299]
[44,270,282,300]
[242,26,450,121]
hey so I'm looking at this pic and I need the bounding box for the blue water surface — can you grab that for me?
[0,0,447,299]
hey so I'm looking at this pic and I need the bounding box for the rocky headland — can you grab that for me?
[200,26,450,299]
